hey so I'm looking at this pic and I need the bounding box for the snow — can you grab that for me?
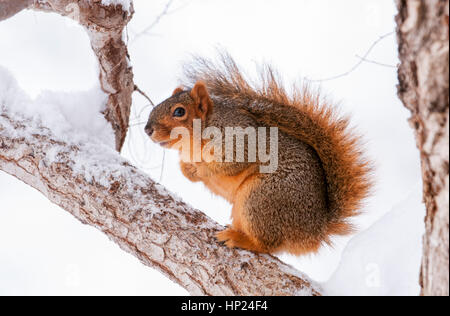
[324,183,425,296]
[1,65,139,203]
[0,65,125,189]
[0,66,29,111]
[0,66,114,150]
[295,287,315,296]
[101,0,132,12]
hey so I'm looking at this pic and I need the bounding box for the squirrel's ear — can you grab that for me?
[172,86,184,96]
[190,81,213,119]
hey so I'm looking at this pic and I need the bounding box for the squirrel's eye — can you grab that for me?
[173,107,186,118]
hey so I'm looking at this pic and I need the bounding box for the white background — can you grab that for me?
[0,0,422,295]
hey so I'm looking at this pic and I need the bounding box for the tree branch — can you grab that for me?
[30,0,135,152]
[0,0,33,21]
[0,111,320,296]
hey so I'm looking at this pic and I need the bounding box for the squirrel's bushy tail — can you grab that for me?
[183,52,373,238]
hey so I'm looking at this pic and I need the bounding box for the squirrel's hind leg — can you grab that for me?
[215,177,274,254]
[215,228,269,253]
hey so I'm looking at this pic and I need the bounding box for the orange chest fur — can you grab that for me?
[201,168,255,204]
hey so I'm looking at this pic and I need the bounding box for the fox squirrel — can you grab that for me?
[145,54,373,255]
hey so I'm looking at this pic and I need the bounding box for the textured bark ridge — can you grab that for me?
[31,0,135,151]
[0,0,34,21]
[395,0,449,296]
[0,112,320,296]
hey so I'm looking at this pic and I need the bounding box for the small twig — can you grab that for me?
[128,85,165,177]
[307,31,395,82]
[159,149,166,182]
[134,84,155,106]
[355,55,397,68]
[129,121,147,127]
[130,0,176,45]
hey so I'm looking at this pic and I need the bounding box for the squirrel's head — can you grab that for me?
[145,81,213,148]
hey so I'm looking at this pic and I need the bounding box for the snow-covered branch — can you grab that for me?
[0,0,321,296]
[0,109,320,296]
[29,0,135,151]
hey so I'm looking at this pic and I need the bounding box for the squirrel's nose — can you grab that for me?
[145,124,154,136]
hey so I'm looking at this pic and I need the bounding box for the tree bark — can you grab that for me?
[29,0,135,151]
[395,0,449,296]
[0,111,320,296]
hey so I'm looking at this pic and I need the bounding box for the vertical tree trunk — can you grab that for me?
[395,0,449,296]
[31,0,135,152]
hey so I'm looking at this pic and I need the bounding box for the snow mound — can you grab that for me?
[324,183,425,296]
[0,65,165,213]
[0,66,114,149]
